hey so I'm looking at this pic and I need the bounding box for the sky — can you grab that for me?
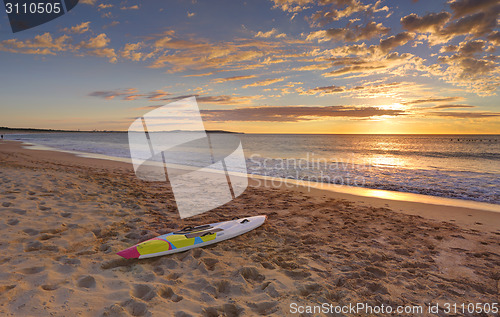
[0,0,499,134]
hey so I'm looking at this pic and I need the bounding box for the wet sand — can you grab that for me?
[0,140,499,316]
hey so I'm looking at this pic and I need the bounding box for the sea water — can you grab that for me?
[5,133,500,204]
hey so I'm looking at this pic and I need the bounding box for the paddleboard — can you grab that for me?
[117,215,266,259]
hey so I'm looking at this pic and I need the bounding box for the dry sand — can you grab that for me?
[0,140,499,316]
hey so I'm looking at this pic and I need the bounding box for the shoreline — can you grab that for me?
[5,136,500,205]
[9,140,500,231]
[0,139,499,316]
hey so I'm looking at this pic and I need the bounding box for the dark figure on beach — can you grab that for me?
[1,134,3,140]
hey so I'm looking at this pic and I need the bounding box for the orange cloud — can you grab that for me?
[63,22,91,34]
[242,77,286,88]
[201,105,407,122]
[306,21,390,43]
[212,75,258,83]
[0,33,71,55]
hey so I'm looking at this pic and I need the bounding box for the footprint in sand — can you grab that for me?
[101,303,127,316]
[2,202,11,207]
[39,233,59,241]
[152,266,164,276]
[77,275,96,288]
[201,258,218,271]
[21,266,45,274]
[56,256,81,265]
[23,228,39,236]
[41,284,60,291]
[101,258,134,270]
[24,241,43,251]
[203,304,244,317]
[160,258,178,270]
[158,286,183,302]
[365,266,388,278]
[261,282,280,298]
[122,298,148,317]
[298,283,322,296]
[7,218,19,226]
[0,285,16,295]
[10,208,26,215]
[247,301,279,315]
[214,280,231,296]
[131,284,156,301]
[239,267,265,283]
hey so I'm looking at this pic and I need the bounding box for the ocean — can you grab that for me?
[5,133,500,204]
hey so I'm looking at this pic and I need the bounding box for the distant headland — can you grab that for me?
[0,127,243,134]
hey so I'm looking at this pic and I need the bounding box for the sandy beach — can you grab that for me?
[0,140,499,316]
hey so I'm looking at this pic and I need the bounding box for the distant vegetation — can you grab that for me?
[0,127,242,134]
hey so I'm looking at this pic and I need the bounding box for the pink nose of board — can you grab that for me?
[116,246,140,259]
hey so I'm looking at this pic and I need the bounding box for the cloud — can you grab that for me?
[427,111,500,118]
[183,72,215,77]
[63,22,91,34]
[89,88,139,100]
[148,31,285,72]
[146,90,171,100]
[449,0,499,18]
[401,5,500,45]
[379,32,414,53]
[439,8,500,41]
[430,104,475,109]
[307,1,371,27]
[401,12,451,33]
[402,96,465,105]
[79,33,110,49]
[255,29,277,38]
[0,33,71,55]
[86,48,117,63]
[201,105,407,122]
[121,5,139,10]
[435,51,499,96]
[270,0,314,13]
[212,75,258,83]
[298,81,418,99]
[456,40,486,55]
[306,21,390,43]
[0,31,120,63]
[197,95,261,105]
[120,42,152,61]
[97,4,113,10]
[294,63,332,71]
[254,29,286,39]
[487,31,500,46]
[159,94,262,105]
[76,33,118,63]
[299,85,345,95]
[76,33,117,62]
[323,52,420,77]
[89,89,171,101]
[90,89,260,105]
[242,77,286,88]
[440,44,458,53]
